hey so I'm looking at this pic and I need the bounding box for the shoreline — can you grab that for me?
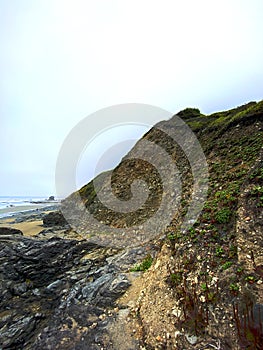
[0,204,60,220]
[0,205,60,237]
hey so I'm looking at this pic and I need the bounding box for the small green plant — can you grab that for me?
[215,207,232,224]
[251,185,263,196]
[201,212,211,222]
[215,190,236,204]
[236,267,244,275]
[170,272,183,286]
[229,283,239,295]
[167,231,181,241]
[216,246,224,257]
[131,254,153,272]
[167,233,176,241]
[189,227,195,234]
[221,261,233,270]
[249,167,263,180]
[207,292,217,303]
[245,275,257,284]
[201,282,208,292]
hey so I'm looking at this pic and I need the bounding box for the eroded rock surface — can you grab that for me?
[0,235,154,349]
[43,210,68,227]
[0,227,23,236]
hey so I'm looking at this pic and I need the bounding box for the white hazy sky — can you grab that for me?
[1,0,263,197]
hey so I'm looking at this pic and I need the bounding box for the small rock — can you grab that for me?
[185,334,198,345]
[172,308,181,318]
[46,280,63,292]
[90,322,97,329]
[13,282,28,295]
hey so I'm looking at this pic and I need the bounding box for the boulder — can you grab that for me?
[0,227,23,236]
[43,211,68,227]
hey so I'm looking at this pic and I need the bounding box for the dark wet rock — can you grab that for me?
[12,282,28,296]
[0,227,23,236]
[0,235,151,349]
[37,228,54,235]
[43,211,68,227]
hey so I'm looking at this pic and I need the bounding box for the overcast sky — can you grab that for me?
[1,0,263,197]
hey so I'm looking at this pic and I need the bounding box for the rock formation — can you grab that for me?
[0,101,262,349]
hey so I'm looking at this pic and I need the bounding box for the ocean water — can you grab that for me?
[0,196,59,218]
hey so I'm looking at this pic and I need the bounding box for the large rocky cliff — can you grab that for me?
[1,101,262,349]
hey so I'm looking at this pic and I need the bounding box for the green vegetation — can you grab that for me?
[229,283,240,294]
[177,107,201,119]
[221,261,233,270]
[201,282,208,292]
[170,271,183,286]
[245,275,257,284]
[131,254,153,272]
[215,246,224,257]
[165,101,263,341]
[215,207,232,224]
[250,185,263,207]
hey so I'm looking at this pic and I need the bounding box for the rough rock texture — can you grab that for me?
[43,210,68,227]
[0,234,157,349]
[66,101,263,349]
[0,227,23,236]
[1,101,263,349]
[118,102,263,349]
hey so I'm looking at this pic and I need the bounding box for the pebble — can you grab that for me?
[172,308,181,318]
[200,295,206,303]
[90,322,97,329]
[185,334,198,345]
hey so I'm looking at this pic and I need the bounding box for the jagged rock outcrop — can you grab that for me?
[0,234,158,349]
